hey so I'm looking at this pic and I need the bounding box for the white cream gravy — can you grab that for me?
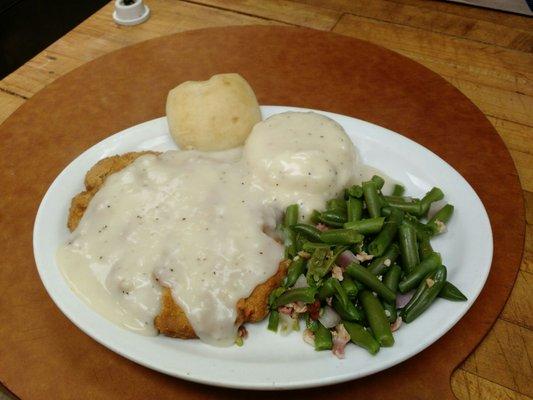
[57,112,360,346]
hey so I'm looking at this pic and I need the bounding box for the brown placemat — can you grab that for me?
[0,26,524,399]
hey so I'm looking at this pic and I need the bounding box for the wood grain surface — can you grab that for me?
[0,1,531,399]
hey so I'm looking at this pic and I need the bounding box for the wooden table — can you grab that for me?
[0,1,531,399]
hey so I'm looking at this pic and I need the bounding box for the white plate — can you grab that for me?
[33,106,493,390]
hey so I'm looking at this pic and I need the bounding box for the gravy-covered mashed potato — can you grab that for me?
[58,75,359,346]
[245,112,357,221]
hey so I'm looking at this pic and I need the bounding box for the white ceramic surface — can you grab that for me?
[33,106,493,390]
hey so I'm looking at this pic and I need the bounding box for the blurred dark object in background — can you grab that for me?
[447,0,533,15]
[0,0,108,79]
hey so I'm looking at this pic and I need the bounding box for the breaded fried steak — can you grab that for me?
[67,152,288,339]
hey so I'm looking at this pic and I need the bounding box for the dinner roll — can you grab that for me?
[166,73,261,151]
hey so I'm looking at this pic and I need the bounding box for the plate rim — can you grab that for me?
[33,105,493,390]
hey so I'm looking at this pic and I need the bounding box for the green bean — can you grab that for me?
[332,279,350,304]
[306,247,328,282]
[283,206,298,258]
[403,265,447,323]
[333,297,363,322]
[438,281,467,301]
[302,242,331,252]
[346,184,363,198]
[294,231,307,254]
[332,279,363,322]
[383,264,402,288]
[293,223,322,242]
[382,301,398,325]
[283,257,306,288]
[403,214,433,239]
[419,187,444,216]
[418,235,434,260]
[359,290,394,347]
[398,252,442,293]
[347,198,363,222]
[318,277,336,300]
[362,180,382,218]
[367,207,403,256]
[398,222,420,274]
[284,204,299,227]
[317,211,346,227]
[283,228,297,259]
[268,310,280,332]
[320,228,364,245]
[345,263,396,303]
[383,196,423,215]
[380,206,392,217]
[268,287,286,308]
[314,321,333,351]
[343,321,380,355]
[367,243,400,275]
[391,184,405,197]
[307,246,347,282]
[310,210,321,224]
[382,264,401,323]
[273,287,317,308]
[341,275,359,299]
[427,204,454,235]
[344,217,385,234]
[305,313,318,332]
[371,175,385,190]
[326,198,347,214]
[383,195,417,202]
[400,280,424,313]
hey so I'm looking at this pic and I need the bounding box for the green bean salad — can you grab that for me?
[267,176,466,358]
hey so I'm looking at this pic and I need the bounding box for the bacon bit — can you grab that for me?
[293,301,307,314]
[332,265,344,281]
[391,316,403,332]
[238,325,248,339]
[383,258,391,267]
[303,329,315,347]
[332,324,350,359]
[426,278,435,288]
[435,220,447,233]
[326,297,333,307]
[307,300,321,320]
[315,223,329,232]
[297,251,311,259]
[278,305,294,316]
[355,251,374,262]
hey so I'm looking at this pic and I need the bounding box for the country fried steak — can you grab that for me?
[67,152,288,339]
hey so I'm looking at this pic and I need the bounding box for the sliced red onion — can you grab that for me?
[332,324,350,359]
[318,306,341,328]
[293,274,309,289]
[337,250,358,269]
[396,290,415,309]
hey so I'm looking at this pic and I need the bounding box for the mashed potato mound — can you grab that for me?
[166,73,261,151]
